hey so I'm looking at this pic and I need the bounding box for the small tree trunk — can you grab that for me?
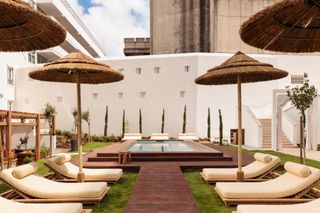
[299,116,304,164]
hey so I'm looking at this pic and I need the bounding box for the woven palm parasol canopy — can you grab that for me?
[0,0,66,51]
[0,0,66,171]
[195,51,288,181]
[240,0,320,53]
[29,51,124,182]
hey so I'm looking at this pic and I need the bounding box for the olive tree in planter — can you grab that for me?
[122,110,125,137]
[71,107,78,132]
[82,109,91,143]
[42,103,57,157]
[286,73,317,164]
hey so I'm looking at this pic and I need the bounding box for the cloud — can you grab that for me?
[68,0,150,57]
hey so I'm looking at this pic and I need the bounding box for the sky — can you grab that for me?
[69,0,150,57]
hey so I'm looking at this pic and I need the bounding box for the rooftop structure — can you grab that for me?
[123,38,151,56]
[150,0,277,54]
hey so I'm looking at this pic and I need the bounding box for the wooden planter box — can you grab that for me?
[15,150,36,165]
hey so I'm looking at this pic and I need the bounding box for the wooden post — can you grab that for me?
[0,127,4,170]
[77,73,84,182]
[5,111,12,161]
[35,114,41,161]
[237,75,244,182]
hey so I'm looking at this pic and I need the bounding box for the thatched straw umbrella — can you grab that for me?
[0,0,66,51]
[195,51,288,181]
[0,0,66,170]
[240,0,320,53]
[29,51,124,182]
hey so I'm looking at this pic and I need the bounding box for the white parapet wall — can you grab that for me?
[242,105,263,148]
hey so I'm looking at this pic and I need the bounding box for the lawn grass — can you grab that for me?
[82,142,112,152]
[0,141,138,213]
[184,171,234,213]
[86,172,138,213]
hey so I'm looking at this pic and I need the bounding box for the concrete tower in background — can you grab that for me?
[150,0,277,54]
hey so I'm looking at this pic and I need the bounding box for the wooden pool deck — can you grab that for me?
[72,142,254,213]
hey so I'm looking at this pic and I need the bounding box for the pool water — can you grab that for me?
[126,140,199,152]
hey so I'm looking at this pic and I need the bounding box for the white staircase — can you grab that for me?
[259,119,296,149]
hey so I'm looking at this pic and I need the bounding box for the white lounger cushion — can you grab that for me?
[0,196,83,213]
[177,133,198,140]
[0,167,107,199]
[215,162,320,199]
[202,153,280,180]
[150,133,169,140]
[237,198,320,213]
[123,133,142,140]
[12,162,38,179]
[46,155,123,180]
[54,154,72,165]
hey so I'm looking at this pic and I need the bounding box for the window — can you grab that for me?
[28,51,36,64]
[154,67,160,74]
[57,96,63,102]
[37,54,48,64]
[118,92,123,99]
[92,93,98,99]
[136,68,142,75]
[184,66,190,72]
[7,66,14,86]
[28,0,36,8]
[140,91,146,98]
[180,91,186,98]
[7,100,13,111]
[291,74,304,84]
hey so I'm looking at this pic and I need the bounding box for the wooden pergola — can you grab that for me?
[0,110,55,161]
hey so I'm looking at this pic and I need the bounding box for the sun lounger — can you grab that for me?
[45,154,123,183]
[0,195,91,213]
[201,153,280,183]
[0,163,109,205]
[122,133,142,141]
[215,162,320,206]
[150,133,169,140]
[177,133,198,141]
[233,198,320,213]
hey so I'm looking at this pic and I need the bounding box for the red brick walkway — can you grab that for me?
[125,164,199,213]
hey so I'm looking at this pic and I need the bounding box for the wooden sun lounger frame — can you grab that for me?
[215,179,320,207]
[44,162,121,184]
[0,177,110,206]
[200,163,280,184]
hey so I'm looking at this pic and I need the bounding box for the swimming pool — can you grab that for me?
[126,140,200,152]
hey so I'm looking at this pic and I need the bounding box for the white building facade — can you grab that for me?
[14,53,320,151]
[0,0,105,111]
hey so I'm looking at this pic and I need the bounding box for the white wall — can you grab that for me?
[242,105,262,148]
[0,52,29,110]
[13,53,320,149]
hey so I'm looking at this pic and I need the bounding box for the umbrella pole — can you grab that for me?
[237,75,244,182]
[76,72,84,182]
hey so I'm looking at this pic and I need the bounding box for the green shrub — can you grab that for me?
[23,157,33,164]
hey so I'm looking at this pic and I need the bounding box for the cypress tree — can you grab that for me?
[122,109,125,137]
[139,109,142,134]
[219,109,223,145]
[161,109,165,133]
[104,105,108,137]
[207,107,211,139]
[182,105,186,133]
